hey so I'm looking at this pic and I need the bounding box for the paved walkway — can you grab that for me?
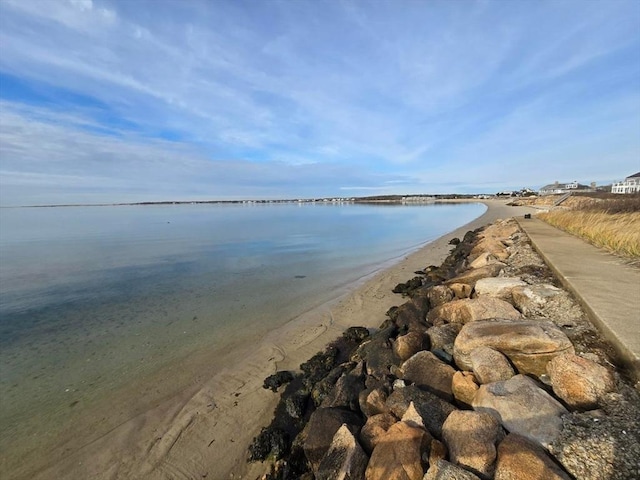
[516,216,640,381]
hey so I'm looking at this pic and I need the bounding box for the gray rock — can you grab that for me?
[386,385,457,438]
[427,324,462,356]
[351,327,401,379]
[316,424,369,480]
[400,351,456,401]
[302,407,364,472]
[469,346,515,384]
[321,362,366,411]
[548,387,640,480]
[511,284,562,316]
[454,319,575,377]
[424,459,482,480]
[442,410,503,479]
[474,277,526,300]
[472,375,567,449]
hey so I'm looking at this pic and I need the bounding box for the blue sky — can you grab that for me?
[0,0,639,205]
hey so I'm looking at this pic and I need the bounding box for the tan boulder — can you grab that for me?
[511,284,563,316]
[452,371,479,406]
[473,375,567,449]
[469,252,503,269]
[546,353,616,410]
[481,220,520,239]
[426,285,454,307]
[427,297,521,325]
[454,319,575,377]
[470,346,515,384]
[365,421,431,480]
[449,282,473,299]
[474,277,526,300]
[360,413,397,453]
[429,439,447,467]
[399,351,456,401]
[469,238,510,262]
[495,433,571,480]
[442,410,503,478]
[359,388,389,418]
[445,264,504,288]
[394,331,427,362]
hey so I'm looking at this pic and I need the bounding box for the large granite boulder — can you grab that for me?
[302,407,364,472]
[453,319,574,377]
[511,284,563,316]
[494,433,570,480]
[360,413,397,454]
[442,410,503,479]
[546,354,616,410]
[424,459,482,480]
[386,385,457,438]
[427,298,521,325]
[399,351,456,401]
[365,421,431,480]
[472,375,567,449]
[469,347,515,384]
[474,277,526,301]
[444,264,504,288]
[316,424,369,480]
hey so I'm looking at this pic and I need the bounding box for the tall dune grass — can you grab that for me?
[538,196,640,258]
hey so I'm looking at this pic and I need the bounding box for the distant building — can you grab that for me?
[611,172,640,194]
[539,181,595,196]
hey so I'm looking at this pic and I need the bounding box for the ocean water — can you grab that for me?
[0,201,485,460]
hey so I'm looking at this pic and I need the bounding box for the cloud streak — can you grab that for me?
[0,0,639,204]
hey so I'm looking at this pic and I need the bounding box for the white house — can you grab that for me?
[612,172,640,194]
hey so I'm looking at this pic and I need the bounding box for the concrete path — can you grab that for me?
[516,217,640,381]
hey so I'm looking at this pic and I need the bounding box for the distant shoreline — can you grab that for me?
[1,194,490,209]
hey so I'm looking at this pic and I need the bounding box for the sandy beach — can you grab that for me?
[20,199,533,480]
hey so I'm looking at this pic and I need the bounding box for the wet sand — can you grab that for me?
[21,199,533,480]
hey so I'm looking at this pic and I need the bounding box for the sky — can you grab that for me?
[0,0,639,205]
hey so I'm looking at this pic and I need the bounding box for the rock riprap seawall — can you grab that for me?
[248,219,640,480]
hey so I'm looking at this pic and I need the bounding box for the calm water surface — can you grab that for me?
[0,202,485,457]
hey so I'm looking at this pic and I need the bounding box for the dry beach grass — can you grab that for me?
[537,195,640,259]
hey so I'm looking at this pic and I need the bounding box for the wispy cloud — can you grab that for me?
[0,0,639,204]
